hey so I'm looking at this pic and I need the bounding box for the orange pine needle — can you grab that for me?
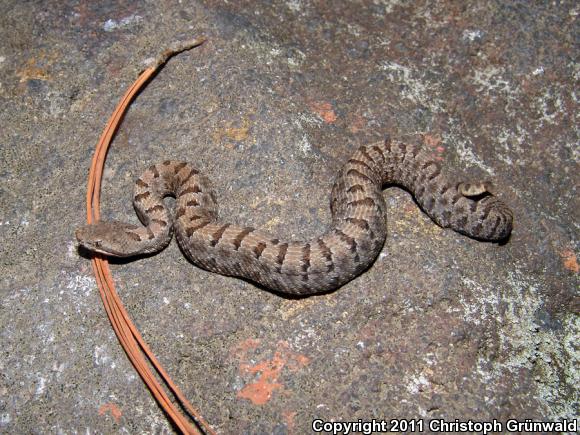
[84,37,217,435]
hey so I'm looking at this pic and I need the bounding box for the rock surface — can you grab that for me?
[0,1,577,433]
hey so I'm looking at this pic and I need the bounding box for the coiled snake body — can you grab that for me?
[76,138,512,295]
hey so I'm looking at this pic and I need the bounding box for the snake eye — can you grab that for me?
[94,240,102,247]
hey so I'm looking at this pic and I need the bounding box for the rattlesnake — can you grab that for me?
[76,137,513,295]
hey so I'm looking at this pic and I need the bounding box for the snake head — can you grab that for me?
[75,221,141,257]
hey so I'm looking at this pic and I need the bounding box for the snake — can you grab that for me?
[75,137,513,295]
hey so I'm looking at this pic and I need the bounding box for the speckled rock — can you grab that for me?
[0,1,577,433]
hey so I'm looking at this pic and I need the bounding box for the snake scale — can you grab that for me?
[76,137,513,295]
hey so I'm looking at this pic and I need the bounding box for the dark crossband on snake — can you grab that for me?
[76,137,513,295]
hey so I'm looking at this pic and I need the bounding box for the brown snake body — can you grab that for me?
[76,137,513,295]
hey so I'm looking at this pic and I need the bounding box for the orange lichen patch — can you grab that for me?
[213,119,251,148]
[423,133,442,148]
[16,57,52,82]
[282,410,297,433]
[238,360,284,405]
[309,101,337,123]
[234,340,310,405]
[98,403,122,423]
[278,297,319,320]
[224,124,250,141]
[422,134,445,160]
[560,249,579,273]
[348,113,366,133]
